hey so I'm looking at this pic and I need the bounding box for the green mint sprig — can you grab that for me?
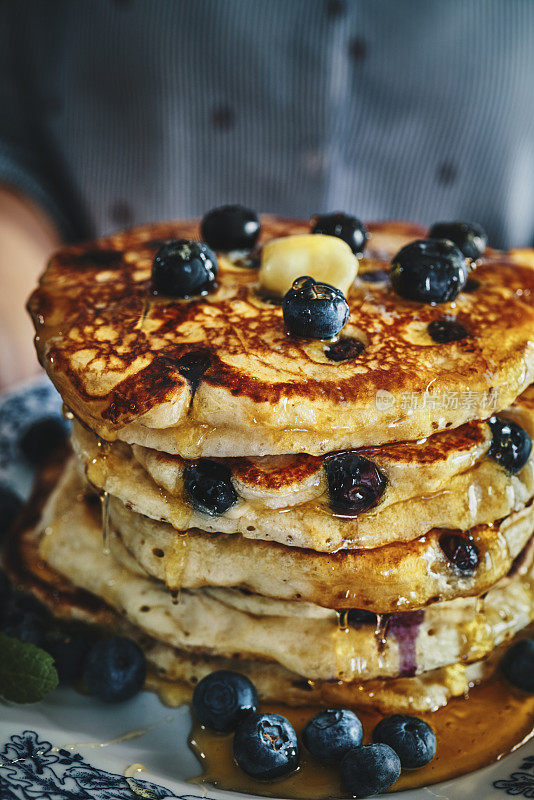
[0,633,58,703]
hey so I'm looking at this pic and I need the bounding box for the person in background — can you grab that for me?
[1,0,534,389]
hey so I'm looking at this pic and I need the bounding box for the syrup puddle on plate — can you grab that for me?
[186,669,534,798]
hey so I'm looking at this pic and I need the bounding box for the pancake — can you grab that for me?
[72,415,534,552]
[110,489,534,612]
[1,461,497,713]
[33,461,534,683]
[28,217,534,458]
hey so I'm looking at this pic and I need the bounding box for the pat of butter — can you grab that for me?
[259,234,358,297]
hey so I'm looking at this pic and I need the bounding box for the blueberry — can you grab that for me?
[373,714,437,768]
[463,277,480,293]
[183,460,237,515]
[340,743,401,797]
[311,213,368,256]
[233,712,299,780]
[151,240,217,297]
[1,602,45,646]
[18,416,69,465]
[44,627,94,684]
[438,532,479,574]
[193,670,258,732]
[428,221,487,260]
[0,485,22,540]
[390,239,468,304]
[201,205,260,252]
[324,337,365,362]
[324,452,387,514]
[83,636,146,702]
[0,593,47,646]
[303,709,363,765]
[428,318,468,344]
[283,276,349,340]
[501,639,534,692]
[488,417,532,475]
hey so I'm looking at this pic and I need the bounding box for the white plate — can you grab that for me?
[0,377,533,800]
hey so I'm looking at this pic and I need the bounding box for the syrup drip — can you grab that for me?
[164,534,189,597]
[100,490,111,556]
[374,614,388,669]
[187,668,534,798]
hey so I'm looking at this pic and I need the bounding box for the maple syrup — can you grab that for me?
[187,669,534,797]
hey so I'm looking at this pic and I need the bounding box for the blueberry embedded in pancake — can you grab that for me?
[438,531,480,574]
[183,460,238,516]
[488,417,532,474]
[324,452,387,514]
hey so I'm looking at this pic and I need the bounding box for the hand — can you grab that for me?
[0,187,60,390]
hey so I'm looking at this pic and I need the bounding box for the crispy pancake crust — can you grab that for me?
[29,218,534,456]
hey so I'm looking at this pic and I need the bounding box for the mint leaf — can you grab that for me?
[0,633,58,703]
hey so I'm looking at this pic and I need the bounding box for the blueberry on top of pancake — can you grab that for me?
[428,221,487,261]
[390,239,468,303]
[201,205,260,252]
[311,212,367,256]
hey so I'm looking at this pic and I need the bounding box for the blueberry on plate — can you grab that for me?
[151,240,217,297]
[0,484,22,540]
[303,708,363,765]
[488,417,532,474]
[193,670,258,732]
[373,714,437,769]
[83,636,146,702]
[311,213,368,256]
[283,276,349,339]
[201,205,260,252]
[233,711,299,780]
[390,239,469,304]
[324,452,387,514]
[427,317,468,344]
[428,221,487,261]
[183,460,237,515]
[501,638,534,692]
[340,743,401,797]
[18,416,69,465]
[438,532,479,574]
[44,627,94,685]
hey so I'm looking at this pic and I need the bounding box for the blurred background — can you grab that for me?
[1,0,534,389]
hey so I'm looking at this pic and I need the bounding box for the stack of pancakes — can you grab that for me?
[13,216,534,713]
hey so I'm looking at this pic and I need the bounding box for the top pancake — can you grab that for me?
[29,217,534,457]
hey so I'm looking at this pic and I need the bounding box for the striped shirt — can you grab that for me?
[1,0,534,248]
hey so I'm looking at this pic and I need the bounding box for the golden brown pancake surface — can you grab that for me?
[28,217,534,456]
